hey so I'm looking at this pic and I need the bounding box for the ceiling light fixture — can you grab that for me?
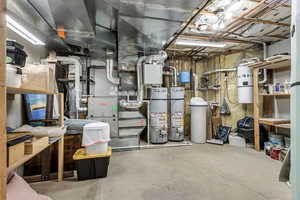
[176,39,226,48]
[6,15,45,45]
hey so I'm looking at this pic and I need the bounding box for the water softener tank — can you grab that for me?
[169,87,185,142]
[190,97,208,143]
[237,65,253,104]
[150,87,168,144]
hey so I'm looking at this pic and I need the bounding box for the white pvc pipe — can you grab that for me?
[291,1,300,199]
[193,73,199,97]
[106,58,120,85]
[259,43,268,84]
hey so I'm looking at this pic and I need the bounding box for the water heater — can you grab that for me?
[237,65,253,104]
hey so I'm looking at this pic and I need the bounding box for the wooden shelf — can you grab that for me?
[6,87,57,95]
[259,93,290,97]
[249,58,291,70]
[259,118,290,126]
[7,136,62,173]
[274,124,291,129]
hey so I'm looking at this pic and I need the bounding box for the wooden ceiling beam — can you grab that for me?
[249,0,291,8]
[241,17,290,27]
[265,34,289,39]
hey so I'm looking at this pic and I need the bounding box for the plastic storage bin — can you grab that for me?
[73,147,112,180]
[6,40,27,68]
[82,122,110,155]
[6,64,21,88]
[229,134,246,147]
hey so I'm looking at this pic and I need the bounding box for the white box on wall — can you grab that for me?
[143,63,163,85]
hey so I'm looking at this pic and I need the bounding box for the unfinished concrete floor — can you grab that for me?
[31,144,291,200]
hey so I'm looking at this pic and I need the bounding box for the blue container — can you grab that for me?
[179,72,190,83]
[30,108,46,121]
[24,94,47,121]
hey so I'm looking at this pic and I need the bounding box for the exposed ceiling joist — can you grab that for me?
[265,34,289,39]
[179,34,257,45]
[249,0,291,8]
[241,17,290,27]
[163,0,212,49]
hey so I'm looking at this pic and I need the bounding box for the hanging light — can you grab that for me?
[6,15,45,45]
[176,39,226,48]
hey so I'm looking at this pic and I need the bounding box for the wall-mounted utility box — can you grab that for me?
[143,64,163,85]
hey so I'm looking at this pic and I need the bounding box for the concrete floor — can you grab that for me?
[31,144,291,200]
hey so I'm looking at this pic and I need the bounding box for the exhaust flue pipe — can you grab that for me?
[120,51,168,109]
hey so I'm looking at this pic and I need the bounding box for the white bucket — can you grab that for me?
[6,64,21,88]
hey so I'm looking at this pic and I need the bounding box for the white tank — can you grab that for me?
[237,65,253,104]
[190,97,208,143]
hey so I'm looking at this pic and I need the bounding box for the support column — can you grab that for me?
[291,0,300,199]
[0,0,6,199]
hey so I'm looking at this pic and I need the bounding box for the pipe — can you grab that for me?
[56,56,87,117]
[291,0,300,199]
[259,42,268,84]
[120,51,168,109]
[106,54,120,85]
[119,56,147,109]
[193,73,199,97]
[163,65,177,87]
[169,66,177,87]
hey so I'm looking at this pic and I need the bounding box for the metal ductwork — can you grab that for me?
[47,0,96,37]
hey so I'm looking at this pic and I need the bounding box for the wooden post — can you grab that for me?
[253,68,260,151]
[0,0,7,199]
[58,93,64,181]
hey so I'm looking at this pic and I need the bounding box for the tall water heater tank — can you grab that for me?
[237,65,253,104]
[150,87,168,144]
[169,87,185,142]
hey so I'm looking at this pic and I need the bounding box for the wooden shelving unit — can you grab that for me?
[259,118,290,126]
[274,124,291,129]
[1,87,64,200]
[252,58,291,151]
[5,88,64,176]
[7,87,58,95]
[7,136,62,173]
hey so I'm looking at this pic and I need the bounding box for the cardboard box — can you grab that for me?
[25,137,49,154]
[21,64,55,91]
[8,142,25,166]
